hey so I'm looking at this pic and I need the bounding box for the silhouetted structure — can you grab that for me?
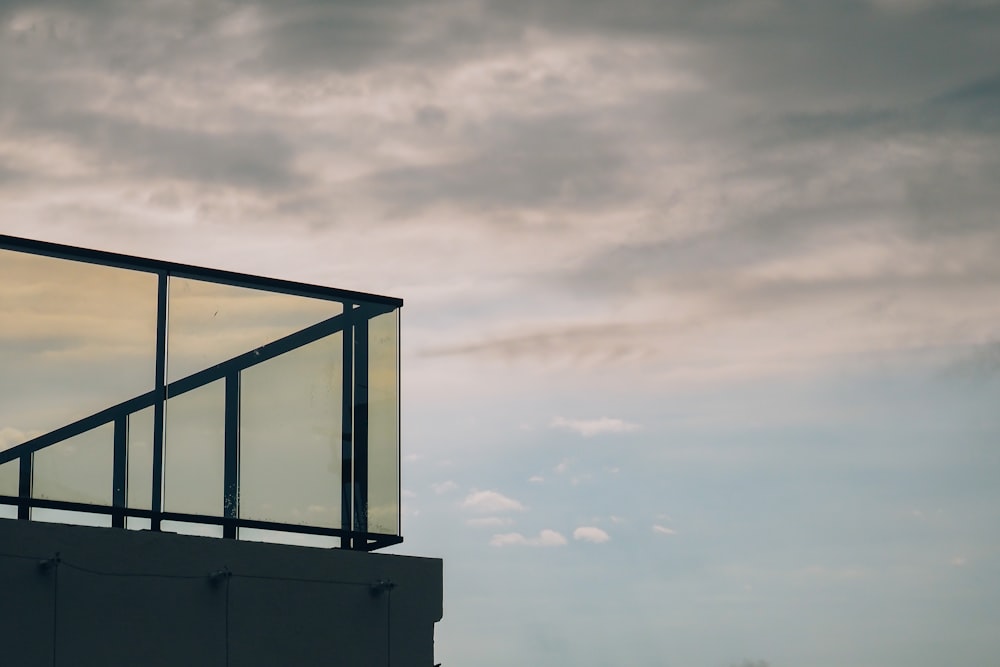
[0,235,441,666]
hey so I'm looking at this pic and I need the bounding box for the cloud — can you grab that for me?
[551,416,640,437]
[432,480,459,495]
[461,490,526,513]
[466,517,515,528]
[490,529,567,547]
[4,0,999,389]
[369,112,631,213]
[573,526,610,543]
[652,524,676,536]
[528,475,545,483]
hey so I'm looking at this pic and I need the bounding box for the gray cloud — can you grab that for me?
[369,113,632,212]
[2,0,998,374]
[248,0,522,76]
[486,0,1000,106]
[30,109,300,190]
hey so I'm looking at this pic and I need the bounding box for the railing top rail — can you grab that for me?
[0,234,403,307]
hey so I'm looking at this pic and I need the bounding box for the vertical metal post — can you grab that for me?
[151,272,168,531]
[112,415,128,528]
[394,310,402,537]
[353,313,370,542]
[223,372,240,539]
[341,312,355,549]
[17,455,31,520]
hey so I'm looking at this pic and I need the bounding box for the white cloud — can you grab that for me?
[554,458,570,474]
[573,526,611,543]
[466,517,515,527]
[461,490,526,513]
[489,533,528,547]
[535,529,568,546]
[652,524,676,536]
[951,556,968,567]
[550,416,640,437]
[490,529,567,547]
[528,475,545,483]
[432,480,459,495]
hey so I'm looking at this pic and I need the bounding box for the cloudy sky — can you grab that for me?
[2,0,1000,664]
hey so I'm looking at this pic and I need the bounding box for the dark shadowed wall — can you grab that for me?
[0,519,442,667]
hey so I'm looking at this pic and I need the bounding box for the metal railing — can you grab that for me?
[0,235,401,551]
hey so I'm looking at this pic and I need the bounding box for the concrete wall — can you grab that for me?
[0,519,442,667]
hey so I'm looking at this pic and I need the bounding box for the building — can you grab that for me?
[0,234,442,666]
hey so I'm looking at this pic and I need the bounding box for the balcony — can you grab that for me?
[0,235,401,551]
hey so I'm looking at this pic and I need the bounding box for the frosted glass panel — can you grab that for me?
[0,459,18,496]
[164,380,225,516]
[367,310,399,535]
[128,406,155,511]
[167,277,342,383]
[32,423,114,505]
[0,249,157,455]
[240,333,343,528]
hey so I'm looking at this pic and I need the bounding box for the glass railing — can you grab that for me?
[0,235,401,551]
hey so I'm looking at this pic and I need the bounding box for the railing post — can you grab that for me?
[151,272,168,531]
[353,313,370,542]
[17,455,31,520]
[223,373,240,539]
[112,415,127,528]
[341,309,355,549]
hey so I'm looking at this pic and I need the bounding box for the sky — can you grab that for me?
[2,0,1000,665]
